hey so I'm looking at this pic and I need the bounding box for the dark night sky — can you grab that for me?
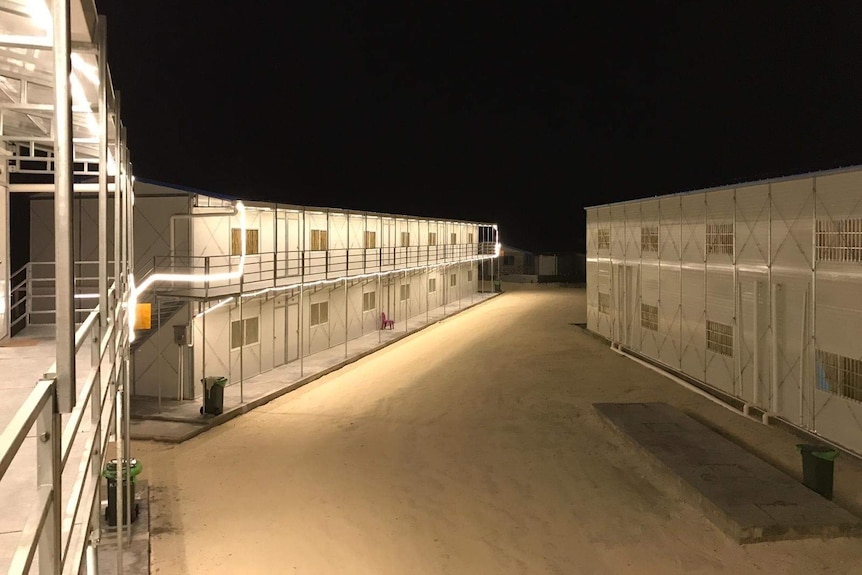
[92,2,862,254]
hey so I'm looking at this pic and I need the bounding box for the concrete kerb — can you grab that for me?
[132,293,501,443]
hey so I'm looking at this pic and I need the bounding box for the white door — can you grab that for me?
[274,305,285,367]
[286,303,299,362]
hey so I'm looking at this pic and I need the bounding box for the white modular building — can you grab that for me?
[586,166,862,455]
[127,181,500,401]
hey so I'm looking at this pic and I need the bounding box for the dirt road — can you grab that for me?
[136,285,862,574]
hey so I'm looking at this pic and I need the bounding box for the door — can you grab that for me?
[737,276,766,408]
[286,303,299,362]
[274,305,285,367]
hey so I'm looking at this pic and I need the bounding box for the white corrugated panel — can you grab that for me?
[772,178,814,273]
[681,193,705,265]
[735,184,770,267]
[659,196,681,262]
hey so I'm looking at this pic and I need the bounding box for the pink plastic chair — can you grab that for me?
[381,312,395,330]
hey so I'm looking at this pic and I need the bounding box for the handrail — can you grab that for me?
[0,380,53,478]
[7,485,53,575]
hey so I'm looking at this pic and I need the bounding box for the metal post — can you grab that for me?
[53,0,75,412]
[800,284,809,425]
[810,177,818,429]
[88,320,102,573]
[703,192,708,383]
[767,183,773,412]
[239,275,244,403]
[344,278,348,358]
[754,279,761,407]
[115,361,124,574]
[732,189,738,396]
[113,94,121,305]
[123,348,132,542]
[36,381,62,575]
[403,269,407,332]
[299,208,305,376]
[377,272,381,344]
[97,16,108,332]
[771,282,780,414]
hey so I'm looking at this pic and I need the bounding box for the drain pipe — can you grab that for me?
[610,342,742,417]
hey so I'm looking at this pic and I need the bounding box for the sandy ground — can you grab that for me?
[135,284,862,575]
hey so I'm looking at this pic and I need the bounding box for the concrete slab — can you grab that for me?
[593,402,862,543]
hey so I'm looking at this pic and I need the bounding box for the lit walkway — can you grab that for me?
[137,285,862,574]
[129,291,499,442]
[0,325,104,573]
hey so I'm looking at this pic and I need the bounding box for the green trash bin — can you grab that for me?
[103,458,142,527]
[797,444,840,500]
[201,376,227,415]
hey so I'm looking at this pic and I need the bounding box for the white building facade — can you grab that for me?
[586,166,862,455]
[121,181,499,401]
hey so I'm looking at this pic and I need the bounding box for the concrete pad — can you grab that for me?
[97,480,151,575]
[593,402,862,543]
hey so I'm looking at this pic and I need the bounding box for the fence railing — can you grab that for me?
[0,282,129,575]
[144,242,498,296]
[10,261,116,328]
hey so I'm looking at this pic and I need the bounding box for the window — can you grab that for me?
[706,223,733,256]
[428,278,436,293]
[706,320,733,357]
[816,218,862,262]
[365,230,376,249]
[450,273,457,287]
[400,284,410,301]
[450,232,458,244]
[231,228,259,255]
[502,255,515,266]
[231,316,259,349]
[640,303,658,331]
[597,229,610,251]
[641,226,659,253]
[467,232,474,244]
[310,301,328,326]
[428,232,437,246]
[311,229,328,251]
[362,291,376,312]
[598,292,610,315]
[467,270,473,282]
[816,349,862,402]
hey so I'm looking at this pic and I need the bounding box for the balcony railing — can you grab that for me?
[0,283,129,575]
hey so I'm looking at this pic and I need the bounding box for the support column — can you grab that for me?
[97,16,108,331]
[53,0,75,412]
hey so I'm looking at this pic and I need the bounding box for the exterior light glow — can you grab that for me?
[128,201,246,342]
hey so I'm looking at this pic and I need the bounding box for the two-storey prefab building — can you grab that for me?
[115,180,498,402]
[586,165,862,455]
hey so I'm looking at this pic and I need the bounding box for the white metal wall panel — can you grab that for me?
[680,267,705,379]
[657,266,680,369]
[772,178,814,274]
[735,184,770,267]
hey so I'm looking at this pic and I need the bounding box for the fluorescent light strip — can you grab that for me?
[197,297,234,318]
[127,202,246,342]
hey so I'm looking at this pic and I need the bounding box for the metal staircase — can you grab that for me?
[130,297,187,352]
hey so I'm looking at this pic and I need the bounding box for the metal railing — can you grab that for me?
[0,282,129,574]
[10,261,115,328]
[146,242,498,296]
